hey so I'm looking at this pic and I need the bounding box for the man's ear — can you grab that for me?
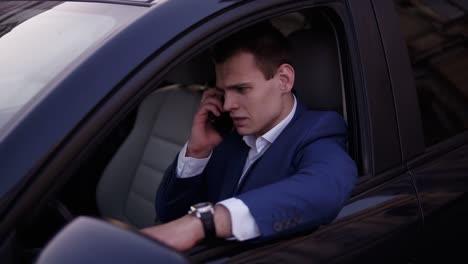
[277,64,295,92]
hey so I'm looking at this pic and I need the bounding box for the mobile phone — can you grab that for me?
[208,111,233,137]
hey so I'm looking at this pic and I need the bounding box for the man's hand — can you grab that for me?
[140,214,204,251]
[187,88,225,158]
[140,205,233,251]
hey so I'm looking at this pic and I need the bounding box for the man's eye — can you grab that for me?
[235,87,247,93]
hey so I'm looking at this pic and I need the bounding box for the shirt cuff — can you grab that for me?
[218,198,260,241]
[176,142,211,178]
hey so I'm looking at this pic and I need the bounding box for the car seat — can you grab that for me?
[287,13,345,117]
[96,56,213,228]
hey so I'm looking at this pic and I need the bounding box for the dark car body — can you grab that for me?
[1,0,467,263]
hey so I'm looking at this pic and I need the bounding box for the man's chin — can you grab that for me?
[235,127,252,136]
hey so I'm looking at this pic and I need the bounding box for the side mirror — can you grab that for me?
[36,216,189,264]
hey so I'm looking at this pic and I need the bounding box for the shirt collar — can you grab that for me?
[243,95,297,149]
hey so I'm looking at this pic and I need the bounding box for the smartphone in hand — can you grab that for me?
[208,111,233,137]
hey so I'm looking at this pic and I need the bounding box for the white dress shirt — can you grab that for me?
[176,96,297,241]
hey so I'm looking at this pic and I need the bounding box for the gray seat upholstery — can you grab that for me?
[96,84,202,228]
[287,16,345,117]
[287,16,352,158]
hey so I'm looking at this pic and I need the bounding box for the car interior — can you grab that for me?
[10,7,356,263]
[97,10,347,229]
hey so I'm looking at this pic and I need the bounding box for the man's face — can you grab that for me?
[215,51,288,137]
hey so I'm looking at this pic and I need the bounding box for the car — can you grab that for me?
[1,0,468,263]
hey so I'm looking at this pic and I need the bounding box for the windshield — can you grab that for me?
[0,1,144,136]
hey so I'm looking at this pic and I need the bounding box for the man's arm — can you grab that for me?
[155,162,199,222]
[151,111,357,248]
[155,142,212,222]
[237,134,357,238]
[156,88,225,222]
[149,134,355,249]
[141,204,232,251]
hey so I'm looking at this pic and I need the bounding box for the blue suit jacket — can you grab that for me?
[156,102,357,239]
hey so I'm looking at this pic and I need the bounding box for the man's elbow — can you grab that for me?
[324,162,358,223]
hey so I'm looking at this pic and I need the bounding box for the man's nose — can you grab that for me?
[223,94,239,112]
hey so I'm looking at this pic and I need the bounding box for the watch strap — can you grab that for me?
[199,210,216,239]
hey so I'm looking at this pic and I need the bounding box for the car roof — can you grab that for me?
[77,0,161,7]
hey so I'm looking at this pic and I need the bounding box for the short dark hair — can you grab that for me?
[211,22,291,80]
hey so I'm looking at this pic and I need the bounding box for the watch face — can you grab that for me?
[193,202,212,209]
[190,202,214,214]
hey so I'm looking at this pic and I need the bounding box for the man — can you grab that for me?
[141,23,357,251]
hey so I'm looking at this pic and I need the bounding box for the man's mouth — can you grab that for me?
[232,117,247,126]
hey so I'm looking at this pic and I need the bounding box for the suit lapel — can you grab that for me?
[236,102,307,194]
[218,100,307,198]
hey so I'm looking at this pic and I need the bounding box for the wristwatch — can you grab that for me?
[188,202,216,239]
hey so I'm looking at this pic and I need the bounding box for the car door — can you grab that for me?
[375,0,468,262]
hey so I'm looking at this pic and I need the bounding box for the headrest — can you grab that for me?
[288,19,343,114]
